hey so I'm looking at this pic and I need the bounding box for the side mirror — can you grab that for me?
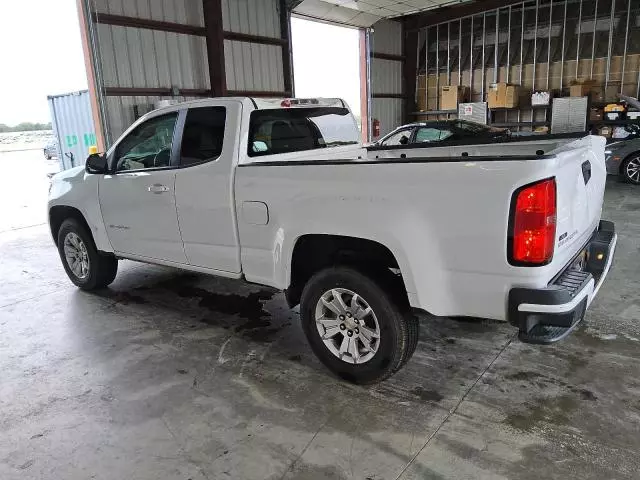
[399,135,409,145]
[86,153,108,174]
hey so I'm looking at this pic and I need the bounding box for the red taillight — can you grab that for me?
[510,178,556,265]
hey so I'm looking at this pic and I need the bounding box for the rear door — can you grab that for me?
[173,101,242,273]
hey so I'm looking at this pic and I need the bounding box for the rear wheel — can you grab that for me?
[622,155,640,184]
[57,218,118,290]
[300,266,418,384]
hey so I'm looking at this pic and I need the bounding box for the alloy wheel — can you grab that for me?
[626,157,640,184]
[314,288,381,364]
[63,232,90,279]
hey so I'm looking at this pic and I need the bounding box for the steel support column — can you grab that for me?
[202,0,226,96]
[404,29,419,123]
[280,0,294,96]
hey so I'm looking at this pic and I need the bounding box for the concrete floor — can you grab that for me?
[1,151,640,479]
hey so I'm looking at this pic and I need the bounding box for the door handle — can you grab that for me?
[147,184,169,194]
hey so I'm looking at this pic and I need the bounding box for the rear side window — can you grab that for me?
[414,127,453,143]
[248,107,359,157]
[180,107,226,166]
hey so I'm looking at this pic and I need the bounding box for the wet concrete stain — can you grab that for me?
[411,386,444,403]
[288,354,302,362]
[271,464,348,480]
[506,371,545,382]
[504,384,598,433]
[569,386,598,401]
[115,274,288,343]
[504,393,579,432]
[99,290,148,305]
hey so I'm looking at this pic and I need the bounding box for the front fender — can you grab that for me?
[48,167,112,253]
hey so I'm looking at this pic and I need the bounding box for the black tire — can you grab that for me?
[57,218,118,290]
[300,266,418,384]
[621,155,640,185]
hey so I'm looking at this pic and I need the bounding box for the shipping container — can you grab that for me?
[47,90,96,171]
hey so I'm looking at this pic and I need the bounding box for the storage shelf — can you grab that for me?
[489,105,550,110]
[410,110,457,115]
[491,121,550,127]
[588,119,640,125]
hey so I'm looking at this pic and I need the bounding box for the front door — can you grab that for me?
[99,112,187,264]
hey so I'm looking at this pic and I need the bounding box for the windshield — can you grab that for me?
[248,107,360,157]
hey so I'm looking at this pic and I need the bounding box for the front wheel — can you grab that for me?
[300,267,418,384]
[622,155,640,184]
[57,218,118,290]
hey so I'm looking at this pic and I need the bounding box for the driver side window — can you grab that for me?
[381,128,412,146]
[114,113,178,172]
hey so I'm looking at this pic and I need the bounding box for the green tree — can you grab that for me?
[0,122,52,133]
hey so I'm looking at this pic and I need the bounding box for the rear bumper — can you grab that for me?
[508,220,617,344]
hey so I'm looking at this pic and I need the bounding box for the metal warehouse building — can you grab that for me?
[78,0,640,147]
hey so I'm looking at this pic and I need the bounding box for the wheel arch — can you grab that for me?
[285,234,411,310]
[49,205,94,247]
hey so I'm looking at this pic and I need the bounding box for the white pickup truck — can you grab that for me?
[48,97,617,383]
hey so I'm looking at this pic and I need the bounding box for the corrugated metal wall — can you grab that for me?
[84,0,288,145]
[92,0,204,24]
[103,95,200,143]
[95,25,210,91]
[369,19,403,137]
[48,91,96,170]
[222,0,284,93]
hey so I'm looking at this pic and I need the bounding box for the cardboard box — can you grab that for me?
[417,88,427,111]
[598,125,612,138]
[440,85,469,110]
[589,107,604,121]
[570,79,604,101]
[531,90,551,106]
[487,83,520,108]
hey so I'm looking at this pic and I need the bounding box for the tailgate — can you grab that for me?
[550,135,607,268]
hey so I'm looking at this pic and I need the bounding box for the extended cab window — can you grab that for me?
[114,113,178,172]
[180,107,226,166]
[248,107,359,157]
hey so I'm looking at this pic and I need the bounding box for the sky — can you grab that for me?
[0,3,360,126]
[0,0,88,125]
[291,17,361,118]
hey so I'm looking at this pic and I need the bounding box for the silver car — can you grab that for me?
[44,139,58,160]
[605,129,640,185]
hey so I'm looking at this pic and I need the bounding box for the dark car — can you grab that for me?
[604,125,640,184]
[374,120,509,147]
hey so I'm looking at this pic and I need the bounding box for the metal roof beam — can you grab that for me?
[403,0,524,32]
